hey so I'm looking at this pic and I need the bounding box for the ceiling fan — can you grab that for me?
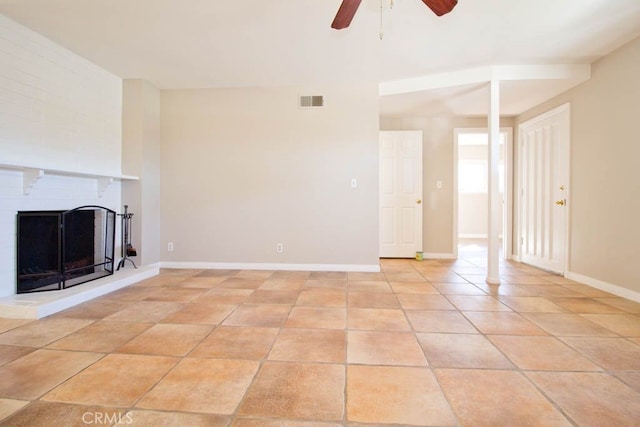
[331,0,458,29]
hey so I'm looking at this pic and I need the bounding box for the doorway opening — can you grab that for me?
[453,128,513,259]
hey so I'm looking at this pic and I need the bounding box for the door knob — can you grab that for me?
[416,199,422,204]
[555,199,565,206]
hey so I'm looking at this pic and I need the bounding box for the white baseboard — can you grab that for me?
[565,271,640,303]
[160,261,381,273]
[458,234,488,239]
[421,252,457,260]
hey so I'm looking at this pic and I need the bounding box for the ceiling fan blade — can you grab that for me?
[421,0,458,16]
[331,0,363,30]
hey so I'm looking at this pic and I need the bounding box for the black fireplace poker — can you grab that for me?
[117,205,137,270]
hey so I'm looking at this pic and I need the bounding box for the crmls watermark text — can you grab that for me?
[82,411,133,425]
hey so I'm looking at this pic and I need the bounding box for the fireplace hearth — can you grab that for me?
[16,206,116,293]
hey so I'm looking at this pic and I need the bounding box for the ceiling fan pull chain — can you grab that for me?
[379,0,384,39]
[380,0,394,40]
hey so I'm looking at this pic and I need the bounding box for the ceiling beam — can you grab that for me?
[379,64,591,96]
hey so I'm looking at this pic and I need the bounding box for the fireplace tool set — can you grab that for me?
[117,205,137,270]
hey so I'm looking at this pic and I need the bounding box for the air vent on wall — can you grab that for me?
[299,95,324,108]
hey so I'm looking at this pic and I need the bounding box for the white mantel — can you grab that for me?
[0,162,138,198]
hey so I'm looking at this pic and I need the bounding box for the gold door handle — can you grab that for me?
[416,199,422,204]
[555,199,565,206]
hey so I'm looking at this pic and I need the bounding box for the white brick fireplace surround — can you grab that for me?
[0,15,157,317]
[0,170,157,319]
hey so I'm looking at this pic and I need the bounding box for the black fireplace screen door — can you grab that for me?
[17,205,116,293]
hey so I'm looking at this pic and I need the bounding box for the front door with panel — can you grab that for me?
[379,131,423,258]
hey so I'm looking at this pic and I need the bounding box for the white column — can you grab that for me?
[487,79,501,284]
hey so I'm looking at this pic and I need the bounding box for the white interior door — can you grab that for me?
[379,131,423,258]
[519,104,570,274]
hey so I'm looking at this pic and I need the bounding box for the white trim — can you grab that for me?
[452,129,459,259]
[566,272,640,303]
[519,102,571,127]
[504,128,514,260]
[459,234,488,239]
[422,252,457,260]
[514,127,523,261]
[160,262,381,273]
[562,105,572,275]
[0,264,159,319]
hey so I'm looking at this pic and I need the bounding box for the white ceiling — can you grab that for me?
[1,0,639,116]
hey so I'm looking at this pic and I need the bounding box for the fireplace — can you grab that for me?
[16,206,116,293]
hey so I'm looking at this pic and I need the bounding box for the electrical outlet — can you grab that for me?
[276,243,284,253]
[351,178,358,188]
[436,179,443,189]
[167,242,174,252]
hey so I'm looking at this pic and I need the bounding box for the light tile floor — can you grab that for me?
[1,243,640,426]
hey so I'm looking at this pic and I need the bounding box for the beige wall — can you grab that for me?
[380,116,513,255]
[122,79,162,266]
[516,36,640,293]
[160,84,380,267]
